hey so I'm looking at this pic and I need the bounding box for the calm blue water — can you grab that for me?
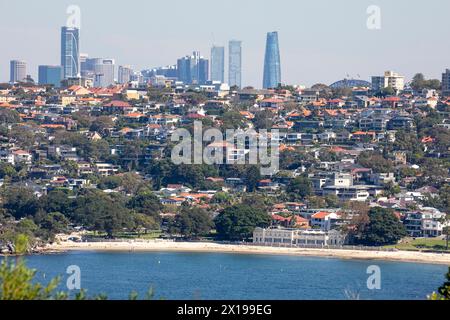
[15,252,449,300]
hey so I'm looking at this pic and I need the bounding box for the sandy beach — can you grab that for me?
[43,240,450,265]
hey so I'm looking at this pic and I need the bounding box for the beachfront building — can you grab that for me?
[253,227,345,246]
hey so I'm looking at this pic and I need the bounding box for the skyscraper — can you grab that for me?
[177,52,209,85]
[79,53,91,78]
[177,56,192,84]
[228,40,242,88]
[61,26,80,79]
[92,58,115,87]
[211,46,225,83]
[190,51,201,84]
[10,60,27,83]
[118,65,133,84]
[198,57,209,85]
[38,65,62,87]
[262,32,281,89]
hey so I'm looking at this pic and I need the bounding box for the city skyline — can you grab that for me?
[1,0,450,87]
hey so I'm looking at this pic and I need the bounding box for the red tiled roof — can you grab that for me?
[103,100,132,108]
[312,211,332,219]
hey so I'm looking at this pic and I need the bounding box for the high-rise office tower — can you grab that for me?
[211,46,225,83]
[10,60,27,83]
[79,53,91,78]
[190,51,201,84]
[61,26,80,79]
[228,40,242,88]
[92,58,115,87]
[442,69,450,97]
[177,52,209,85]
[198,58,209,85]
[38,65,62,87]
[263,32,281,89]
[118,65,133,84]
[177,56,192,84]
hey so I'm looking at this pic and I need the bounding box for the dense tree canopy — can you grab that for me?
[214,204,271,241]
[355,208,407,246]
[169,207,214,238]
[287,175,313,200]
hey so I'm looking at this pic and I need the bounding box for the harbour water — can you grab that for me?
[18,251,449,300]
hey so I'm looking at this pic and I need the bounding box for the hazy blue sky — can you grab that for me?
[1,0,449,87]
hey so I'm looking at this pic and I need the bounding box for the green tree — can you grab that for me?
[357,151,394,173]
[170,207,214,238]
[287,175,313,200]
[36,212,70,240]
[3,187,42,219]
[0,259,61,300]
[43,189,74,215]
[14,234,31,255]
[133,213,159,234]
[0,163,17,179]
[0,109,21,124]
[356,208,407,246]
[215,204,271,241]
[71,191,134,237]
[128,190,162,218]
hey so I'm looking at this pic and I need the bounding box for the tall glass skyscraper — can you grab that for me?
[61,26,80,79]
[228,40,242,88]
[263,32,281,89]
[210,46,225,83]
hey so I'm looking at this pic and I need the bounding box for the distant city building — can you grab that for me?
[38,65,62,87]
[9,60,27,83]
[91,58,115,87]
[61,26,80,79]
[177,56,191,84]
[210,46,225,83]
[228,40,242,88]
[263,32,281,89]
[198,57,209,85]
[371,71,405,93]
[177,52,209,85]
[118,65,133,84]
[442,69,450,97]
[79,53,91,78]
[142,66,177,81]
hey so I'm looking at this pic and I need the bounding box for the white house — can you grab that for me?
[253,227,345,246]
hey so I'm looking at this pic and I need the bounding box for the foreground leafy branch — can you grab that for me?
[0,258,159,300]
[429,267,450,300]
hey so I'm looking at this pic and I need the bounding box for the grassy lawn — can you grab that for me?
[385,238,450,252]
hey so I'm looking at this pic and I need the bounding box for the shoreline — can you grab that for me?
[41,241,450,266]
